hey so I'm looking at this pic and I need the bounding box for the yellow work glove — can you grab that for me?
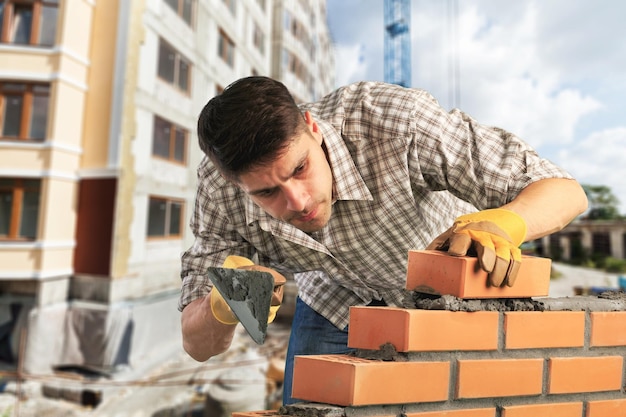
[210,255,286,325]
[426,209,527,287]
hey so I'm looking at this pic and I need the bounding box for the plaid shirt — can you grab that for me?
[179,81,572,329]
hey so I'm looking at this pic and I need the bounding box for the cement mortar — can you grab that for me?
[410,290,626,312]
[279,403,345,417]
[210,268,274,338]
[411,292,545,311]
[542,290,626,311]
[351,343,408,362]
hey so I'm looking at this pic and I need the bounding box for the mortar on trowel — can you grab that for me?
[207,267,276,344]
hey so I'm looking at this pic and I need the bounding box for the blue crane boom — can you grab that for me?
[384,0,411,87]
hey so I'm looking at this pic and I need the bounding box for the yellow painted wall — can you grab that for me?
[0,0,95,282]
[38,178,78,241]
[0,50,88,86]
[0,147,79,173]
[39,247,75,271]
[0,249,42,273]
[0,247,73,276]
[0,50,57,73]
[57,0,94,58]
[51,82,88,149]
[0,148,47,169]
[81,0,120,169]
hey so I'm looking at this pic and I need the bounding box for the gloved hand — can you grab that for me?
[426,209,527,287]
[210,255,287,325]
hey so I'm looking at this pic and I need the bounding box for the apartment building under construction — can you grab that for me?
[0,0,334,373]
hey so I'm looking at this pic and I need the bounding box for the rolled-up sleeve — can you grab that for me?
[408,93,573,210]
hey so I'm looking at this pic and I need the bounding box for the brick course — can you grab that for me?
[285,299,626,415]
[501,402,583,417]
[238,254,626,417]
[405,250,552,298]
[589,311,626,347]
[504,311,585,349]
[347,308,499,352]
[291,355,449,406]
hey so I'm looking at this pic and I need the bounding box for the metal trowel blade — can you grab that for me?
[207,267,274,345]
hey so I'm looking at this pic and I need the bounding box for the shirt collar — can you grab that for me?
[317,119,373,202]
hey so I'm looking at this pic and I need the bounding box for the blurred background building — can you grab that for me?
[0,0,334,374]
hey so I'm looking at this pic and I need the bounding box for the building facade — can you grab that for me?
[539,219,626,262]
[0,0,334,373]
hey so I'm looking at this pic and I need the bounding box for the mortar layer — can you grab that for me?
[411,290,626,312]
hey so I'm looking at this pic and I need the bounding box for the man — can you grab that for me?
[179,76,587,404]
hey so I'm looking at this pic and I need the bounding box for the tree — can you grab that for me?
[582,184,622,220]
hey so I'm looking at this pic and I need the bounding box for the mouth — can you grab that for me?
[298,207,318,222]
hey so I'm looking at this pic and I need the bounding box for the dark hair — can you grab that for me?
[197,76,306,180]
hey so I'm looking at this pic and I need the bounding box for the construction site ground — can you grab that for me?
[0,317,292,417]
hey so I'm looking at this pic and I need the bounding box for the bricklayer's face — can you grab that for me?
[237,112,333,233]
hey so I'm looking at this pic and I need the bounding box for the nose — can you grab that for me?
[283,183,308,212]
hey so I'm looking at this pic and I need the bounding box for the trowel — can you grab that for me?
[207,267,275,345]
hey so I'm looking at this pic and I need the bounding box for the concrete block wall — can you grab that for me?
[234,251,626,417]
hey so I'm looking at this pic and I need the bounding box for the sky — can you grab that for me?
[326,0,626,215]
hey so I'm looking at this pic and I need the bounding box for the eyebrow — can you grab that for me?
[247,152,308,196]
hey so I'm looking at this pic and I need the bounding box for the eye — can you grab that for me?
[294,163,306,175]
[257,188,277,198]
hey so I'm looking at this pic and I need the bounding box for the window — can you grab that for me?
[282,49,310,84]
[152,115,187,164]
[157,39,191,93]
[218,29,234,67]
[0,178,40,240]
[283,10,311,50]
[253,23,264,55]
[1,82,50,141]
[0,0,58,46]
[163,0,194,26]
[147,197,184,238]
[283,10,291,31]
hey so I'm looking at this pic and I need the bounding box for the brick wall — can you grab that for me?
[234,251,626,417]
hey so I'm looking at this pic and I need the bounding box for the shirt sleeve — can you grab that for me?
[407,90,573,210]
[178,162,256,311]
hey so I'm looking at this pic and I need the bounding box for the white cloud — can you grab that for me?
[557,127,626,214]
[466,80,602,149]
[412,3,602,148]
[334,43,370,87]
[327,0,625,213]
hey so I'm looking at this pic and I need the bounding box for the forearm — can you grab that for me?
[501,178,588,241]
[181,293,237,362]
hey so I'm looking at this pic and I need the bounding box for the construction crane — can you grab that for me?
[384,0,411,87]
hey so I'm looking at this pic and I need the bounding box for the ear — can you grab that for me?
[303,111,322,145]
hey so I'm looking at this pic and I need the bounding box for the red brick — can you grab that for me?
[348,306,499,352]
[502,402,583,417]
[548,356,623,394]
[590,311,626,347]
[291,354,449,406]
[405,409,495,417]
[456,358,543,399]
[504,311,585,349]
[231,412,281,417]
[586,398,626,417]
[406,250,551,299]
